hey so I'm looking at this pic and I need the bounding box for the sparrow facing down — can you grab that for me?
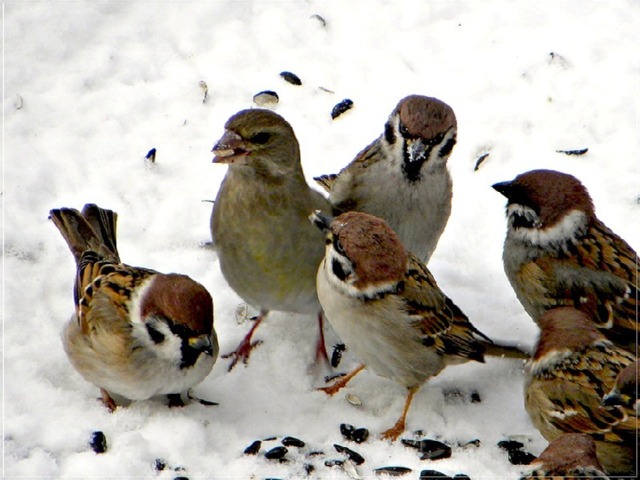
[524,307,636,475]
[210,108,331,370]
[315,95,457,264]
[51,204,217,411]
[521,434,610,479]
[493,169,638,354]
[311,210,528,441]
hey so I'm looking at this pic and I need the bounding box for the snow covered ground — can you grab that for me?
[3,1,638,478]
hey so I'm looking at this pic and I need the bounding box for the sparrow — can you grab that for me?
[602,359,639,418]
[493,169,638,354]
[521,434,610,479]
[310,210,528,441]
[210,108,331,370]
[524,307,637,475]
[314,95,457,264]
[50,204,218,411]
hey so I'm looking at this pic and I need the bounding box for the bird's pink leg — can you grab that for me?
[380,386,418,441]
[222,310,267,371]
[315,311,330,365]
[319,363,365,396]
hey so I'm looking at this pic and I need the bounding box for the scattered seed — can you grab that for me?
[453,475,472,480]
[253,90,279,107]
[556,148,588,156]
[145,148,157,164]
[325,373,346,383]
[304,463,315,474]
[461,439,481,448]
[89,431,108,454]
[473,153,489,171]
[325,459,344,467]
[331,343,346,367]
[331,99,354,119]
[265,446,288,460]
[173,477,189,480]
[308,450,325,457]
[470,391,481,403]
[402,438,451,460]
[346,393,362,406]
[310,14,326,26]
[243,440,261,455]
[235,303,248,324]
[281,436,305,448]
[343,459,361,479]
[319,86,335,94]
[263,436,278,441]
[374,466,412,476]
[419,470,452,480]
[506,449,536,465]
[198,80,208,103]
[497,439,525,452]
[334,444,365,465]
[280,71,302,85]
[154,459,167,471]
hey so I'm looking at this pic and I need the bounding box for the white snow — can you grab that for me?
[3,1,638,478]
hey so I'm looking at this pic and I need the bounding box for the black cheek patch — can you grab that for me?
[332,258,349,282]
[146,324,165,344]
[384,122,396,145]
[438,137,456,157]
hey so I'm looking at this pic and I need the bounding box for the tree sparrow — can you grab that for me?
[314,95,457,264]
[310,210,528,441]
[493,169,638,354]
[521,434,610,479]
[602,359,639,418]
[525,307,636,475]
[50,204,217,411]
[210,109,330,370]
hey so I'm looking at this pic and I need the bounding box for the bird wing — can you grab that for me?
[398,253,486,363]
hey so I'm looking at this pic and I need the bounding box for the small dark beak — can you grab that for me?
[309,210,333,232]
[211,130,246,164]
[492,180,513,198]
[189,335,214,356]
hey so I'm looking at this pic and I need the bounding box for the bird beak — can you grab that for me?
[211,130,248,164]
[407,138,428,165]
[309,210,333,233]
[491,180,513,198]
[189,335,214,356]
[601,391,625,408]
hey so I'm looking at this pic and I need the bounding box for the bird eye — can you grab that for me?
[398,123,410,137]
[146,323,165,344]
[250,132,271,145]
[333,238,346,256]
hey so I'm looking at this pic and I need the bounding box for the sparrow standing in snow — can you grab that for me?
[315,95,457,264]
[602,359,639,418]
[311,210,527,441]
[525,307,636,475]
[211,109,330,370]
[493,169,638,354]
[521,434,610,479]
[51,204,217,411]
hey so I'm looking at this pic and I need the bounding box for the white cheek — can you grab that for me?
[509,208,587,246]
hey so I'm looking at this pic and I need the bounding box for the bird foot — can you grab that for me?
[380,420,405,441]
[99,389,118,413]
[222,339,264,371]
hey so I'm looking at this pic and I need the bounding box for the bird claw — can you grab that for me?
[99,389,118,412]
[380,421,405,441]
[222,339,264,371]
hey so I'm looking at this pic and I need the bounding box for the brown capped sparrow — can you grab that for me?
[210,108,330,370]
[521,434,610,479]
[310,210,528,441]
[493,169,638,354]
[314,95,457,264]
[525,307,636,475]
[602,359,639,418]
[50,204,217,411]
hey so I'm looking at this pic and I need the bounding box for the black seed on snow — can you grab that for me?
[374,466,412,476]
[89,431,108,454]
[304,463,315,474]
[173,477,189,480]
[353,428,369,443]
[556,148,588,156]
[263,436,278,441]
[325,372,346,383]
[453,475,472,480]
[506,449,536,465]
[325,459,344,467]
[419,470,452,480]
[280,71,302,85]
[154,459,167,471]
[340,423,354,438]
[333,444,365,465]
[497,439,525,452]
[470,391,481,403]
[265,446,288,460]
[402,439,451,459]
[473,153,489,171]
[145,148,157,163]
[243,440,261,455]
[281,436,305,447]
[308,450,325,457]
[331,99,354,119]
[310,14,326,26]
[253,90,279,107]
[331,343,346,367]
